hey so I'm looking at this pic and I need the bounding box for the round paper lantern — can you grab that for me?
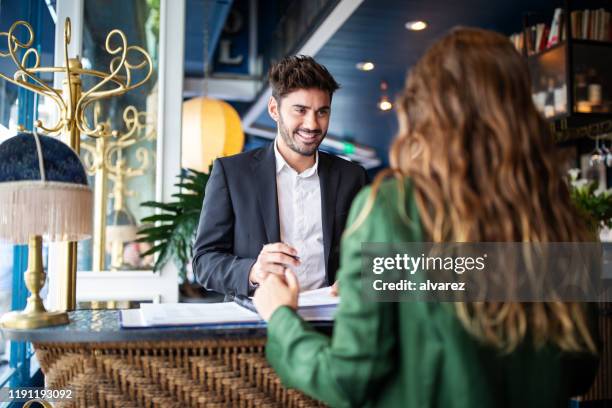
[181,97,245,173]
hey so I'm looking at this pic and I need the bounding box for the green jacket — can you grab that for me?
[266,179,599,408]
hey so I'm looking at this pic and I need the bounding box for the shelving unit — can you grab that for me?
[517,5,612,407]
[518,1,612,145]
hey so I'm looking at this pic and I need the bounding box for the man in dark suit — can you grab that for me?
[192,55,367,298]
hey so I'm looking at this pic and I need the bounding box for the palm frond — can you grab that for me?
[138,167,210,281]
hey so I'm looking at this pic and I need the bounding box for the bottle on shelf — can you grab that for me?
[587,68,603,112]
[544,77,556,118]
[554,72,567,115]
[532,75,548,114]
[574,67,590,113]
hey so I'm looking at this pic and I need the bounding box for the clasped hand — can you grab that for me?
[253,267,299,321]
[251,242,300,321]
[251,242,339,321]
[249,242,300,285]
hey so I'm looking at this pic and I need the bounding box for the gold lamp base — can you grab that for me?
[0,309,68,329]
[0,236,70,330]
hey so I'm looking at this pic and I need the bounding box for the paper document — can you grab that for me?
[298,286,340,307]
[121,309,146,328]
[120,303,260,328]
[140,302,260,326]
[120,286,340,328]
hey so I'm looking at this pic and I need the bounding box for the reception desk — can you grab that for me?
[2,310,330,407]
[3,306,611,407]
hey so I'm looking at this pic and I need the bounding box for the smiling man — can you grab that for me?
[192,55,368,298]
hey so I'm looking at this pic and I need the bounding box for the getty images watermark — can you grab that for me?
[361,243,612,302]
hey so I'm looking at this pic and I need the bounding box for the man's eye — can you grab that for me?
[318,110,329,117]
[295,108,306,114]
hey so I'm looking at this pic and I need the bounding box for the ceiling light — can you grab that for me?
[378,98,393,111]
[405,20,427,31]
[356,61,375,71]
[378,80,393,111]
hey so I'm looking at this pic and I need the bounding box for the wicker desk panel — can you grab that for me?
[4,310,328,407]
[35,339,323,407]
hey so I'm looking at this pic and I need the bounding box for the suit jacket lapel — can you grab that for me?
[252,144,280,243]
[318,153,338,279]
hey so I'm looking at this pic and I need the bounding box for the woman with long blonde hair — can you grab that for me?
[254,27,600,407]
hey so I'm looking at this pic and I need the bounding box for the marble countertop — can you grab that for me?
[0,309,274,343]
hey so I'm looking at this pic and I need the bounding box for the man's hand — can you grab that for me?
[330,280,339,296]
[253,268,299,321]
[249,243,300,285]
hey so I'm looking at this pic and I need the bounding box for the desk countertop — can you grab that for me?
[0,309,273,343]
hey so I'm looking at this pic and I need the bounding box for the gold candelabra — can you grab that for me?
[0,18,152,311]
[81,104,155,271]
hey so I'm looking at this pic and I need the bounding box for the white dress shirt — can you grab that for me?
[274,140,326,291]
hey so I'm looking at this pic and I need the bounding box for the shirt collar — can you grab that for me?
[274,138,318,177]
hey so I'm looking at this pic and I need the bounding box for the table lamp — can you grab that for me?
[106,207,138,269]
[0,131,92,329]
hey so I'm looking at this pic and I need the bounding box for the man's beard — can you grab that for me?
[278,113,325,157]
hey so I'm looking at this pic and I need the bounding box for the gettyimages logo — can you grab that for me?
[361,242,611,302]
[372,253,488,275]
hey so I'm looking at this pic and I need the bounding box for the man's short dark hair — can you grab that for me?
[268,55,340,102]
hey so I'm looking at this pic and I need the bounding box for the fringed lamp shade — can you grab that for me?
[106,208,138,243]
[181,97,245,173]
[0,132,93,244]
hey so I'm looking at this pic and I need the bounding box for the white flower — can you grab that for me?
[571,178,590,189]
[595,187,612,197]
[568,168,581,181]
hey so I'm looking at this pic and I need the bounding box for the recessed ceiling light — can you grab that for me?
[405,20,427,31]
[356,61,375,71]
[378,99,393,111]
[378,80,393,111]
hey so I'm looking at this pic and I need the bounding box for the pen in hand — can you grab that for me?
[249,242,300,285]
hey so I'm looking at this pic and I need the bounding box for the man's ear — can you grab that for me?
[268,96,279,122]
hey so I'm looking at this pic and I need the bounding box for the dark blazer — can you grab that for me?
[192,142,368,297]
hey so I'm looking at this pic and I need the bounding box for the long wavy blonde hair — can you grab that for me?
[364,28,597,353]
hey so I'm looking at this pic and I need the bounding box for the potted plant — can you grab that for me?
[136,168,210,299]
[568,168,612,239]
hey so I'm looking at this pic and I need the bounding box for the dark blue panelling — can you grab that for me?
[212,0,250,75]
[0,0,55,99]
[9,246,29,388]
[1,0,51,389]
[184,0,233,76]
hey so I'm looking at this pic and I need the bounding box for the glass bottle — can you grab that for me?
[544,77,556,118]
[554,72,567,114]
[575,67,590,113]
[587,68,602,112]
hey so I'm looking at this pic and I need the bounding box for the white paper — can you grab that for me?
[120,287,340,328]
[120,309,146,327]
[298,286,340,307]
[140,303,260,326]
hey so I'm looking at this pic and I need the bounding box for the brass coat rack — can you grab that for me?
[0,17,153,311]
[81,104,155,271]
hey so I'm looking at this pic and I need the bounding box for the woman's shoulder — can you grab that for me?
[347,177,421,240]
[352,177,409,211]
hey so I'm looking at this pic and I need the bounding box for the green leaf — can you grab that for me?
[174,182,202,192]
[153,243,172,273]
[140,214,177,223]
[140,201,180,212]
[138,167,211,279]
[137,225,173,236]
[141,242,167,257]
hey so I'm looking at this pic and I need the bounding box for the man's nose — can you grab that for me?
[303,111,320,131]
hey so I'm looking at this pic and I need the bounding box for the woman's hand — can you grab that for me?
[253,268,299,321]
